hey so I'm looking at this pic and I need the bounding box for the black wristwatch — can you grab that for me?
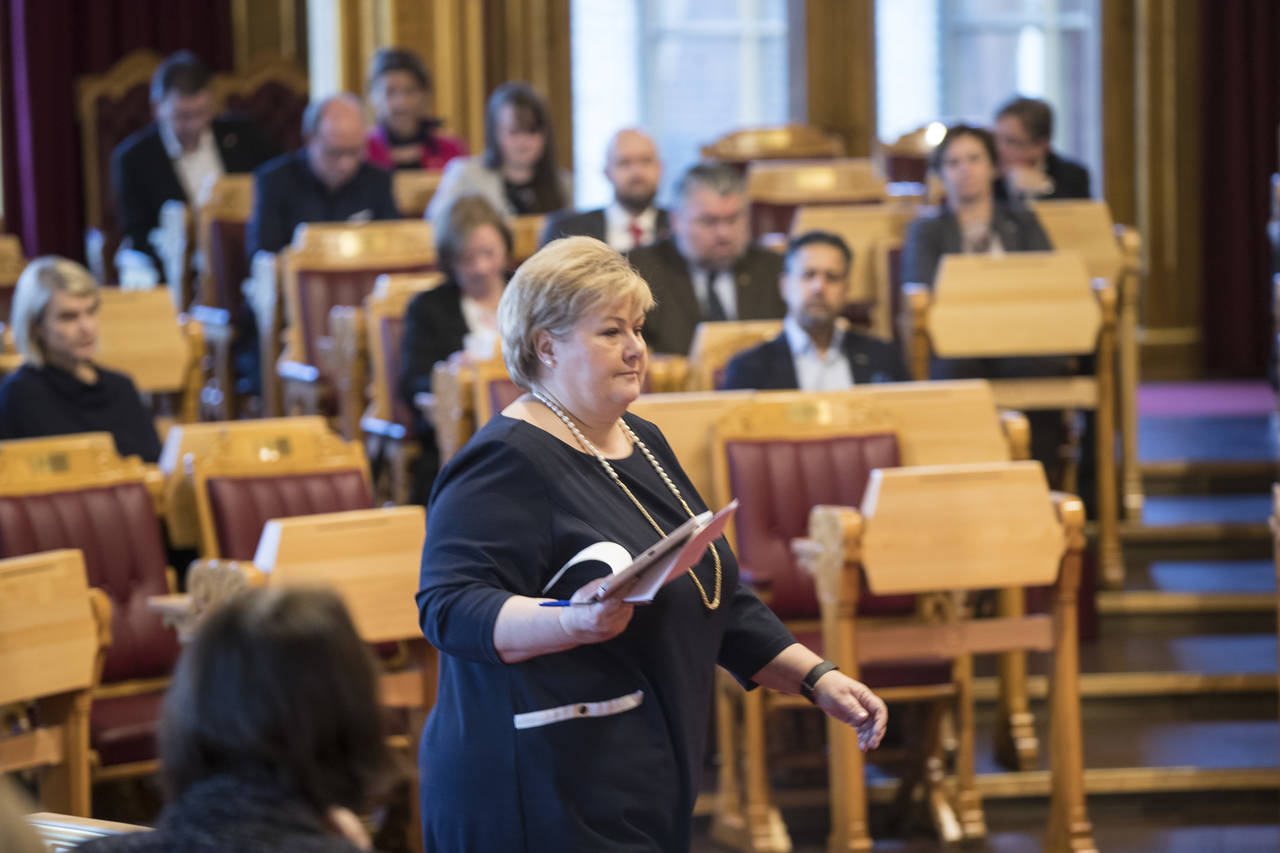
[800,660,839,705]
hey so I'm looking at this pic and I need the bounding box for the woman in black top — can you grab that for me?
[416,237,887,850]
[78,587,390,853]
[0,257,160,462]
[399,195,513,503]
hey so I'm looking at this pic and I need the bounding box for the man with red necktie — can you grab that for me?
[539,128,670,251]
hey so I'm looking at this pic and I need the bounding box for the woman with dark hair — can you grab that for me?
[77,587,391,853]
[425,81,572,226]
[901,123,1051,286]
[399,194,513,504]
[365,47,467,171]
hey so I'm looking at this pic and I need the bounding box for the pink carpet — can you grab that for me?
[1137,381,1275,417]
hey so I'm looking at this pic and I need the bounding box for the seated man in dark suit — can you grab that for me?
[540,128,669,251]
[111,50,276,268]
[628,162,785,354]
[992,96,1091,201]
[247,94,400,257]
[722,231,905,390]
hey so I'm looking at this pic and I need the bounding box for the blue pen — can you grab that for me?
[538,599,598,607]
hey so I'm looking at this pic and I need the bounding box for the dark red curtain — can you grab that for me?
[0,0,233,260]
[1199,0,1280,377]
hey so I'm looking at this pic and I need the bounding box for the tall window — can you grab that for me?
[571,0,789,208]
[876,0,1101,188]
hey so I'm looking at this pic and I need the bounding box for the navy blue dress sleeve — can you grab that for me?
[416,435,554,663]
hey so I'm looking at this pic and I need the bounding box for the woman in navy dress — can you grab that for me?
[416,236,887,851]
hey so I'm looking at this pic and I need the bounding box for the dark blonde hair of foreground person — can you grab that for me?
[0,779,44,853]
[415,236,886,851]
[76,587,391,853]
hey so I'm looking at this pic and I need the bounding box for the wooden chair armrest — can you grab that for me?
[803,504,864,611]
[88,587,113,685]
[998,409,1032,461]
[143,464,165,514]
[901,284,932,380]
[1049,492,1086,554]
[148,559,266,642]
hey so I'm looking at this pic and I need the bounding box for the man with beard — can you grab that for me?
[627,161,785,355]
[540,128,669,250]
[721,231,906,390]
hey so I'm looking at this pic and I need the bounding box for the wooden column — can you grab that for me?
[797,0,877,156]
[231,0,306,71]
[1100,0,1137,227]
[1134,0,1203,379]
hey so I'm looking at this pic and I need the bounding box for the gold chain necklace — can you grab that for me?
[530,389,722,611]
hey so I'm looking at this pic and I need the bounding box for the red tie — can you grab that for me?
[628,219,645,249]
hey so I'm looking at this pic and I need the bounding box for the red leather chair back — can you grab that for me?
[486,377,523,421]
[380,315,414,429]
[206,218,250,314]
[206,469,374,560]
[724,432,909,620]
[296,264,434,376]
[88,85,153,236]
[0,483,179,684]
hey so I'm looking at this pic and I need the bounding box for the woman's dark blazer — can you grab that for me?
[398,280,468,409]
[901,202,1052,286]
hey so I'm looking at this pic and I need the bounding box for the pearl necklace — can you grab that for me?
[530,389,722,611]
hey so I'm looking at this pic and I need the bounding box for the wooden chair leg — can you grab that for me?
[35,692,92,816]
[1048,503,1097,853]
[951,654,986,841]
[710,678,790,853]
[826,697,873,853]
[995,587,1039,771]
[711,672,745,842]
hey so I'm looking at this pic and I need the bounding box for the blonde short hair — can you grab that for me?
[498,236,654,390]
[10,256,99,366]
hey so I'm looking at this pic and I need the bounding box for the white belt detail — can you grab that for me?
[513,690,644,730]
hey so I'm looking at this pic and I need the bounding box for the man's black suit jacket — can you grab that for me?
[626,238,785,355]
[721,331,907,390]
[993,150,1092,202]
[538,207,671,248]
[111,117,277,257]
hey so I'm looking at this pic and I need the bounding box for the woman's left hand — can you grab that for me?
[812,671,888,752]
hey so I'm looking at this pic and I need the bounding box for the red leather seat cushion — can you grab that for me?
[90,690,165,768]
[792,629,951,691]
[726,432,913,621]
[296,265,435,375]
[0,483,179,684]
[206,469,374,560]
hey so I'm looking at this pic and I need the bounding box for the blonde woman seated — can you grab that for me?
[78,587,390,853]
[0,257,160,462]
[416,236,887,850]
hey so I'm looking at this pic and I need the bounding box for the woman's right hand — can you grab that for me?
[557,575,634,645]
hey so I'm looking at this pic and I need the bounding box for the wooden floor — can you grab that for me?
[693,380,1280,851]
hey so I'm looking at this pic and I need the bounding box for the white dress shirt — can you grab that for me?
[460,295,500,359]
[159,123,224,205]
[604,202,659,252]
[783,315,854,391]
